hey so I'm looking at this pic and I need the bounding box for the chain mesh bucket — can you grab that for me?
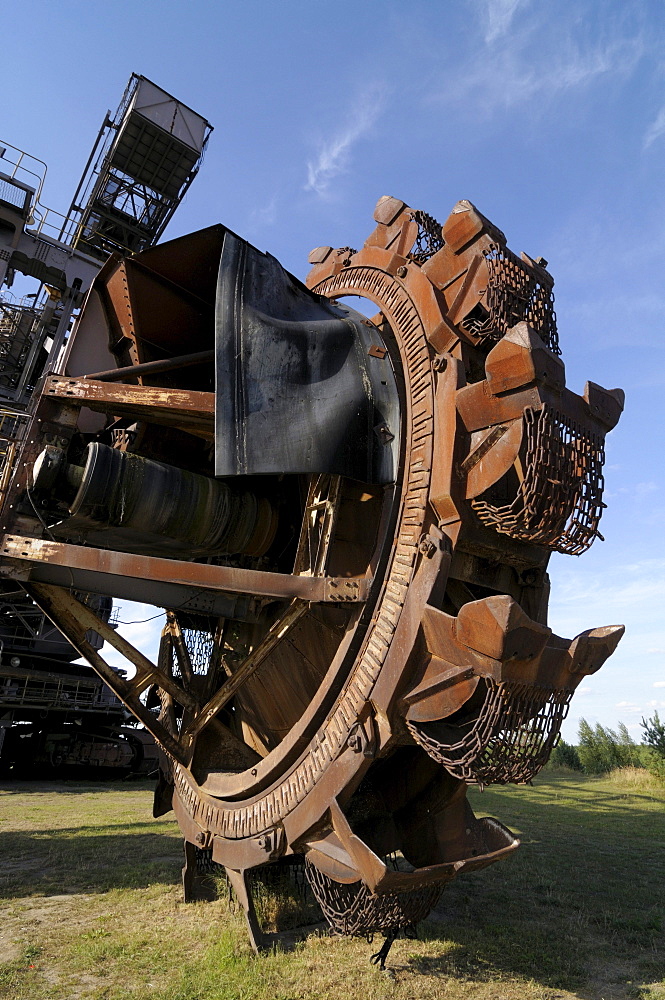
[478,243,560,354]
[304,859,443,937]
[471,405,605,555]
[407,677,572,785]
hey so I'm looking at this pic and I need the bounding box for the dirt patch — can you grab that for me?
[0,893,92,962]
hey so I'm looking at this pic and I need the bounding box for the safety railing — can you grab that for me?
[0,140,46,207]
[0,665,121,711]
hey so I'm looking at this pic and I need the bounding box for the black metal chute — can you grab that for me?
[214,231,399,482]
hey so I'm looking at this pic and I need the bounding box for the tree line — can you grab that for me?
[551,711,665,778]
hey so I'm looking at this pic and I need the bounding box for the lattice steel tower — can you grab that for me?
[0,75,212,776]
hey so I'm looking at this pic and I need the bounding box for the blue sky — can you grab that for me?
[3,0,664,742]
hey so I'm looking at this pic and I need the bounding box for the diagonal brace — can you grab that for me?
[27,582,191,765]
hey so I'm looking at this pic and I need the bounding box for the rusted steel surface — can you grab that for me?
[0,197,624,961]
[42,376,215,440]
[0,537,369,603]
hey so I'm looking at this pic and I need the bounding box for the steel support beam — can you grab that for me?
[41,375,214,440]
[0,536,371,605]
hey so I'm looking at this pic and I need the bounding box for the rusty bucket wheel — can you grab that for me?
[161,254,447,946]
[6,198,625,960]
[16,223,460,956]
[22,244,450,952]
[97,252,450,952]
[194,256,468,950]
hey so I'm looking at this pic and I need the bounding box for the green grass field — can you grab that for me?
[0,770,663,1000]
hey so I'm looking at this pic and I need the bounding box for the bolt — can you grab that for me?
[433,355,448,373]
[195,831,206,845]
[396,265,408,278]
[348,732,363,752]
[418,535,437,558]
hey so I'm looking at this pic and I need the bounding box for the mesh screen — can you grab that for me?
[471,405,605,555]
[305,860,443,937]
[467,243,559,354]
[410,210,444,263]
[408,678,572,785]
[183,629,214,674]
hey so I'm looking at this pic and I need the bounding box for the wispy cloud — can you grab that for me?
[558,556,664,739]
[248,194,278,230]
[477,0,530,45]
[551,558,665,621]
[644,104,665,149]
[431,15,644,119]
[305,83,386,197]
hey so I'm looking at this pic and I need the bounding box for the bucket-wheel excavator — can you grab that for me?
[0,195,624,959]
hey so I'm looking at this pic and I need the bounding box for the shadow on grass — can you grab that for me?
[0,828,183,897]
[402,908,589,991]
[511,784,665,813]
[393,781,665,997]
[2,775,663,999]
[395,894,663,998]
